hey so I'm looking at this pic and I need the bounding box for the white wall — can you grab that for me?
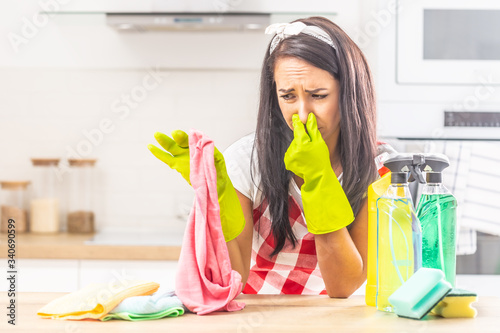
[0,1,359,235]
[0,66,261,232]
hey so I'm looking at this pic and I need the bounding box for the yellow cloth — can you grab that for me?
[37,280,160,320]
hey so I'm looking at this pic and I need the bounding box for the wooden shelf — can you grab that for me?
[0,232,181,260]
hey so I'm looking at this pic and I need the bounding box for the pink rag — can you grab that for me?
[175,129,245,315]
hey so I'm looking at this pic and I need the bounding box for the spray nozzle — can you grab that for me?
[383,153,427,184]
[421,153,450,183]
[383,153,413,184]
[421,153,450,172]
[382,153,451,184]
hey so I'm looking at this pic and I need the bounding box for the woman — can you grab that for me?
[149,16,388,298]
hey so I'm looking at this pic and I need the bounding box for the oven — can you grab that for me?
[374,0,500,271]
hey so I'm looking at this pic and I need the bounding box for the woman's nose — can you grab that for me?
[297,101,312,125]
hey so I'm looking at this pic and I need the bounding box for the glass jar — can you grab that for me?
[0,181,30,233]
[30,158,60,233]
[67,159,96,233]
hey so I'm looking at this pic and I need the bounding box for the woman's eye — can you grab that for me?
[280,94,294,100]
[279,94,327,100]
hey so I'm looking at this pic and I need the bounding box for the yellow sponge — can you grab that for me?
[431,288,478,318]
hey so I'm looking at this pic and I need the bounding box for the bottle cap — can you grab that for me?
[391,172,409,184]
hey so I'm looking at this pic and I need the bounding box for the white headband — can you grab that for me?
[265,22,337,55]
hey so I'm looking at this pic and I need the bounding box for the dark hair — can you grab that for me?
[253,16,378,256]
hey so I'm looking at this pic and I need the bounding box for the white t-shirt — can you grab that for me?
[223,132,344,210]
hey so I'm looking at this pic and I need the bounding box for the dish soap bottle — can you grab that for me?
[375,154,422,312]
[365,154,391,307]
[416,154,458,287]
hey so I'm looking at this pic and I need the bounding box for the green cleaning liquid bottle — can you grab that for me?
[416,154,458,287]
[376,154,422,312]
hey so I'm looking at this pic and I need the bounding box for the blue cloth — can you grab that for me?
[109,290,184,315]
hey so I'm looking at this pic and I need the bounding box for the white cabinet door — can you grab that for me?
[0,259,178,293]
[79,260,178,290]
[0,259,79,292]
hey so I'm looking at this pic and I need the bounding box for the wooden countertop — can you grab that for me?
[0,233,181,260]
[3,293,499,332]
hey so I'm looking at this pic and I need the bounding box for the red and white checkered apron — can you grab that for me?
[242,196,328,295]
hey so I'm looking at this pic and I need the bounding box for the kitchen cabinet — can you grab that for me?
[1,259,178,293]
[1,259,79,292]
[5,260,500,295]
[0,233,180,292]
[79,260,178,290]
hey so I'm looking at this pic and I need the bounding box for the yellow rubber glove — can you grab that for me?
[284,113,354,234]
[149,130,191,184]
[148,130,245,242]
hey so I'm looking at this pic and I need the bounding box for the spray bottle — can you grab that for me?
[375,154,423,312]
[365,154,391,307]
[416,154,458,287]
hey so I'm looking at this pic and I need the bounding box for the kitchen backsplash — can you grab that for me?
[0,68,260,233]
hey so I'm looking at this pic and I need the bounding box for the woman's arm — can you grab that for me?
[315,197,368,298]
[226,190,254,289]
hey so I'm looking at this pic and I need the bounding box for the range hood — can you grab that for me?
[40,0,340,32]
[106,13,270,32]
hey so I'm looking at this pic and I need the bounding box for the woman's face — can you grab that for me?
[274,56,341,150]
